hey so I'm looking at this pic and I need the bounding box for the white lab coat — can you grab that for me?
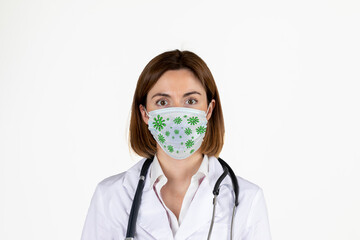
[81,155,272,240]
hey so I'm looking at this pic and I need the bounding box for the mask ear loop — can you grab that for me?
[142,105,150,118]
[205,102,212,116]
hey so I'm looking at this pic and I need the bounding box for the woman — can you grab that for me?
[81,50,272,240]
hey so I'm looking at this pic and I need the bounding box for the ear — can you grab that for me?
[139,104,150,125]
[206,99,216,121]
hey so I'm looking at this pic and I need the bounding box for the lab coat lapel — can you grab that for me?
[174,176,214,240]
[174,156,230,240]
[123,158,173,240]
[136,187,174,239]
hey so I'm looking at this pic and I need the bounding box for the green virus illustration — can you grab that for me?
[167,145,174,153]
[187,116,199,125]
[174,129,179,134]
[183,115,187,118]
[184,127,192,135]
[173,117,182,124]
[158,133,166,143]
[185,139,195,148]
[190,149,195,154]
[195,126,206,134]
[153,115,166,131]
[165,131,170,137]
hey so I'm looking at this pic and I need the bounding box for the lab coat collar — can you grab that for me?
[149,154,165,188]
[122,155,233,240]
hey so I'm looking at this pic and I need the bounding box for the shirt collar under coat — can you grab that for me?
[149,153,209,189]
[122,155,234,240]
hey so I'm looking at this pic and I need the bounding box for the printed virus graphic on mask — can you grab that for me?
[173,117,182,124]
[187,116,199,125]
[167,145,174,153]
[146,106,209,159]
[158,133,165,143]
[185,139,195,148]
[184,127,192,135]
[153,115,166,131]
[196,126,206,134]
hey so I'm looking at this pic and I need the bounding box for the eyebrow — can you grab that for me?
[151,91,201,99]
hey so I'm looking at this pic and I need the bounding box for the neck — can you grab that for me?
[156,147,204,182]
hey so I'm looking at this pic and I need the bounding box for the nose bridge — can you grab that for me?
[172,92,183,107]
[173,100,182,107]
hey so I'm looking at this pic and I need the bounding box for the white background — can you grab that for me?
[0,0,359,239]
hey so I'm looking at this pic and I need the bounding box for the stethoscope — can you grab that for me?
[125,156,240,240]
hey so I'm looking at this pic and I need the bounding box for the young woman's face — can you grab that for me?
[141,69,215,125]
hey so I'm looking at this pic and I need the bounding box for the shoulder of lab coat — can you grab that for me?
[80,158,146,240]
[234,175,272,240]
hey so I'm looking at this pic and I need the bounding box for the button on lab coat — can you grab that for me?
[81,155,272,240]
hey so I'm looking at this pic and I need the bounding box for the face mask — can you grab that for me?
[144,104,211,160]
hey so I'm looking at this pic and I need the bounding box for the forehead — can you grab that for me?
[148,69,205,95]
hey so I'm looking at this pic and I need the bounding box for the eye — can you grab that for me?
[156,99,168,106]
[186,98,198,105]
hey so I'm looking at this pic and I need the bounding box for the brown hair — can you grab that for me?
[129,49,225,158]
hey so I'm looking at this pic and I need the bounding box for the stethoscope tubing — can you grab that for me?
[125,157,153,238]
[125,156,239,240]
